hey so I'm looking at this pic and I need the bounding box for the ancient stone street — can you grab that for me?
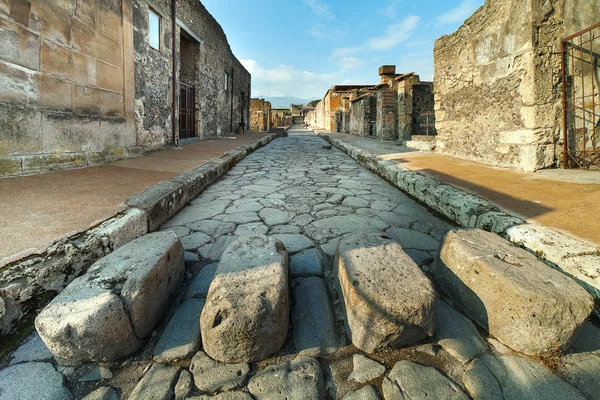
[3,127,599,399]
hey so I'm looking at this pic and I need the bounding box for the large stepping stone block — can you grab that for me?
[201,235,289,363]
[335,231,436,353]
[433,229,594,356]
[35,232,185,363]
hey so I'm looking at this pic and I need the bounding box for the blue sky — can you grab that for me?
[201,0,484,100]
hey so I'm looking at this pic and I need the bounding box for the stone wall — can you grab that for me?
[349,94,374,137]
[433,0,600,172]
[0,0,137,176]
[271,109,290,128]
[132,0,251,145]
[250,98,271,132]
[376,85,397,140]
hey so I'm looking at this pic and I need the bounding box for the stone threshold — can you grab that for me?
[0,133,278,347]
[318,132,600,316]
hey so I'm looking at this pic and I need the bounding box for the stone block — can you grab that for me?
[127,181,188,232]
[247,356,324,399]
[22,152,88,174]
[73,86,123,117]
[41,112,102,153]
[72,18,122,66]
[97,60,123,93]
[35,231,185,363]
[38,73,72,110]
[0,60,39,106]
[90,208,148,250]
[75,0,96,26]
[170,167,212,204]
[154,298,205,362]
[29,0,72,46]
[189,351,250,393]
[41,40,96,86]
[0,16,40,71]
[433,229,594,356]
[49,0,76,14]
[95,4,122,40]
[201,235,289,363]
[129,363,181,400]
[335,231,436,353]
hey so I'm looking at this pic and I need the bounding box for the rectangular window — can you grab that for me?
[148,8,161,50]
[224,72,229,91]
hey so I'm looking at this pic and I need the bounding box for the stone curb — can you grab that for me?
[0,133,278,340]
[319,132,600,315]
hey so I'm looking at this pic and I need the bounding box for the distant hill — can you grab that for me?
[254,95,320,110]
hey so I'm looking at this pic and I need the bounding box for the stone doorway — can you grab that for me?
[179,32,199,140]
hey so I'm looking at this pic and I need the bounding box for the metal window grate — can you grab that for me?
[561,22,600,169]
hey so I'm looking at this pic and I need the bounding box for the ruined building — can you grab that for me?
[250,98,271,132]
[434,0,600,172]
[310,66,434,142]
[271,108,292,128]
[0,0,250,177]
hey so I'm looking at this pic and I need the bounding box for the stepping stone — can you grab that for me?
[463,354,585,400]
[129,363,181,400]
[0,362,73,400]
[434,299,487,364]
[36,231,185,363]
[185,263,218,300]
[386,228,439,251]
[82,387,119,400]
[433,229,594,356]
[348,354,386,383]
[9,333,53,366]
[247,355,324,399]
[291,277,339,356]
[383,360,469,400]
[189,351,250,393]
[272,234,315,254]
[305,215,389,241]
[201,235,289,363]
[79,365,113,381]
[343,385,381,400]
[335,231,436,353]
[154,298,205,362]
[260,208,294,226]
[290,248,324,277]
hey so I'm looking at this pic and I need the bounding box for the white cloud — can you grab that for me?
[332,15,420,57]
[308,24,344,40]
[436,0,480,25]
[303,0,334,20]
[378,2,397,19]
[241,59,340,99]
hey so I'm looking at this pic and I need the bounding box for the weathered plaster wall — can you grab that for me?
[132,0,251,146]
[0,0,137,176]
[434,0,600,172]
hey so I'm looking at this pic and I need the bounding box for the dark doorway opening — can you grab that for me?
[179,32,199,140]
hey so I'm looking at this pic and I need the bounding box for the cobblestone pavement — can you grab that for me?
[2,128,599,399]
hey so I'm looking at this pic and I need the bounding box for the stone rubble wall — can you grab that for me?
[249,99,271,132]
[320,132,600,315]
[433,0,600,172]
[0,133,277,340]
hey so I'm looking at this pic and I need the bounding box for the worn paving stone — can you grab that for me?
[291,277,339,356]
[185,263,218,300]
[189,351,250,394]
[336,231,436,353]
[129,363,181,400]
[348,354,386,383]
[235,222,269,236]
[201,235,289,363]
[186,220,236,238]
[247,355,324,400]
[342,196,370,208]
[184,251,200,267]
[198,235,239,261]
[434,299,487,364]
[260,208,295,226]
[305,215,389,242]
[290,248,324,277]
[222,212,261,224]
[343,385,381,400]
[246,184,280,194]
[270,225,302,234]
[154,298,205,362]
[225,202,263,214]
[175,369,192,400]
[370,200,396,212]
[272,233,315,254]
[463,354,585,400]
[558,351,600,400]
[161,226,191,238]
[82,387,119,400]
[386,228,440,251]
[0,362,73,400]
[405,249,434,266]
[569,321,600,355]
[434,229,594,356]
[9,332,53,366]
[181,232,212,251]
[79,365,113,381]
[164,200,231,227]
[383,360,469,400]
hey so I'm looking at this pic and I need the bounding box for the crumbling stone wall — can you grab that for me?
[250,98,271,132]
[271,109,290,127]
[434,0,600,172]
[376,85,397,140]
[0,0,137,176]
[412,83,436,136]
[349,94,374,137]
[132,0,251,145]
